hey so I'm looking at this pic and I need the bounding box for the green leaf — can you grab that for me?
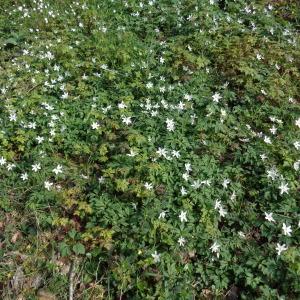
[59,242,71,257]
[73,243,86,255]
[68,229,77,239]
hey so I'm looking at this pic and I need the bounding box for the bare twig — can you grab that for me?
[68,260,76,300]
[26,83,42,95]
[3,251,29,260]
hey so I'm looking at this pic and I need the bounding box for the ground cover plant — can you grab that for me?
[0,0,300,299]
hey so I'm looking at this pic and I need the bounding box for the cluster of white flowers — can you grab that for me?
[214,199,227,218]
[1,0,299,271]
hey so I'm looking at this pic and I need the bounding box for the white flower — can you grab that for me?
[178,236,186,246]
[53,164,63,175]
[210,242,220,257]
[159,86,166,94]
[282,223,292,236]
[53,64,60,71]
[230,191,236,201]
[32,163,41,172]
[127,149,137,157]
[44,181,53,191]
[267,167,278,180]
[118,101,127,109]
[146,82,153,89]
[202,180,211,186]
[185,163,192,172]
[91,122,100,130]
[36,136,44,144]
[264,136,272,144]
[7,163,16,171]
[144,182,153,190]
[180,186,187,196]
[156,147,167,158]
[260,154,268,160]
[294,160,300,171]
[295,118,300,128]
[98,176,105,184]
[20,173,28,181]
[61,92,69,99]
[279,182,289,195]
[220,108,227,118]
[214,199,221,210]
[158,211,167,219]
[166,118,175,131]
[122,116,132,125]
[294,141,300,150]
[219,206,227,217]
[212,92,222,103]
[151,251,160,263]
[182,172,190,181]
[49,129,55,137]
[184,94,192,101]
[190,114,197,124]
[276,243,288,256]
[179,210,187,223]
[238,231,246,239]
[0,156,6,166]
[264,212,275,223]
[222,178,230,189]
[172,150,180,158]
[9,112,17,122]
[269,126,277,135]
[256,53,263,60]
[191,180,201,189]
[177,101,185,110]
